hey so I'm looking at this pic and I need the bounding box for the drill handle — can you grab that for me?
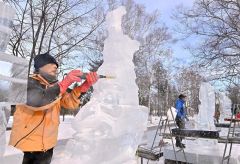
[79,73,106,79]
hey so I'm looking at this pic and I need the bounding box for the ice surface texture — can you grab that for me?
[0,2,16,158]
[197,82,216,130]
[218,92,232,123]
[0,1,27,104]
[0,104,10,157]
[0,1,15,52]
[53,6,148,164]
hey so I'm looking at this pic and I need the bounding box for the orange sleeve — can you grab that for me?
[60,87,82,110]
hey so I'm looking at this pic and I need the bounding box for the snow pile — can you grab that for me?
[53,6,148,164]
[196,82,216,130]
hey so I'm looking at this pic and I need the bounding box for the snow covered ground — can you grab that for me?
[2,116,75,163]
[164,139,240,164]
[3,115,240,164]
[2,116,164,164]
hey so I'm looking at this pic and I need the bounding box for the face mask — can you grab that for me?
[38,70,58,84]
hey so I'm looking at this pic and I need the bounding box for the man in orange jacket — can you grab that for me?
[9,52,98,164]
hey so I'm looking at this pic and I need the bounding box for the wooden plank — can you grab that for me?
[136,146,163,161]
[171,128,219,139]
[215,123,230,128]
[224,118,240,122]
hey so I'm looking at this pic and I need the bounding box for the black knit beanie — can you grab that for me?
[34,52,58,71]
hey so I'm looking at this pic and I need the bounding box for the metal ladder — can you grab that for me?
[222,104,240,164]
[146,107,187,164]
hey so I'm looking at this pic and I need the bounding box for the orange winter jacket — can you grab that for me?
[9,74,81,152]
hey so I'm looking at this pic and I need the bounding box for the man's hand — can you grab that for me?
[58,70,83,94]
[85,72,98,86]
[76,72,98,93]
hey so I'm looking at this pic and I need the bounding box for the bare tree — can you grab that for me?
[227,84,240,104]
[152,61,169,115]
[6,0,106,75]
[174,0,240,86]
[176,68,204,113]
[6,0,175,116]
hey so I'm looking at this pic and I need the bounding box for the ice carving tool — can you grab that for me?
[80,73,116,79]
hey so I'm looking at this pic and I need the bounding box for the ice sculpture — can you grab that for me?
[53,6,148,164]
[0,104,10,157]
[219,92,232,123]
[0,2,16,158]
[196,82,216,130]
[0,1,27,104]
[0,1,15,52]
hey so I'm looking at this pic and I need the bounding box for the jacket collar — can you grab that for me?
[30,74,52,86]
[178,98,185,103]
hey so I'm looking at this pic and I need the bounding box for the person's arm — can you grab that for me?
[26,78,60,107]
[60,72,98,110]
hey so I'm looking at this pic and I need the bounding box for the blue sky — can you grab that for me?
[134,0,195,66]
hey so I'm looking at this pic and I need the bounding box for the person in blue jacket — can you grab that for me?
[175,94,188,148]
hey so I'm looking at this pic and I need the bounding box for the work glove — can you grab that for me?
[58,70,83,94]
[76,72,98,93]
